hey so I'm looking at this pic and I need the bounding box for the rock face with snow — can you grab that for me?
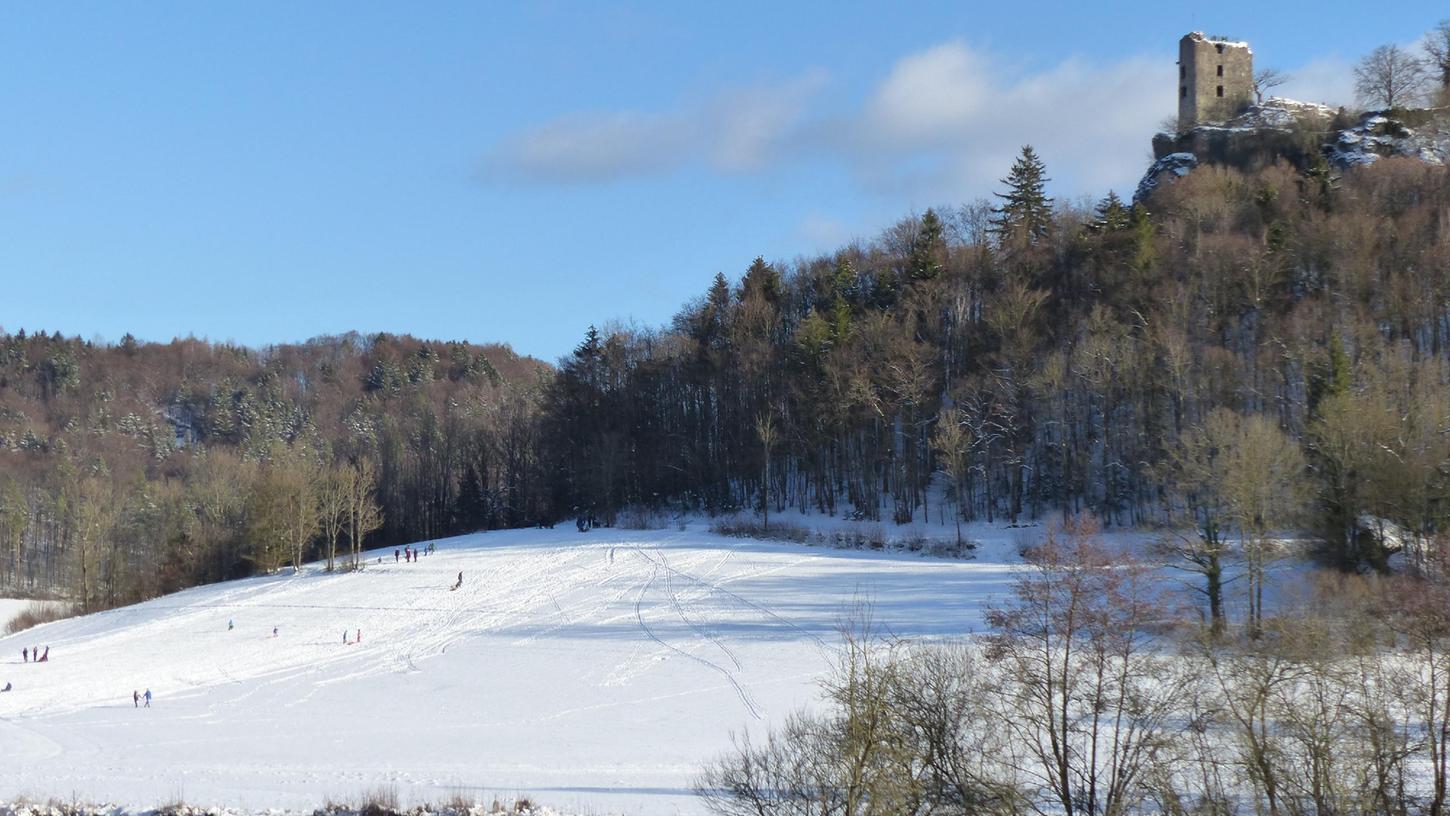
[1135,99,1450,204]
[1326,109,1450,168]
[1134,152,1198,202]
[1136,98,1342,202]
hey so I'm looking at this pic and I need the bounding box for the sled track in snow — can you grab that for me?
[659,552,742,671]
[633,544,828,650]
[632,560,762,720]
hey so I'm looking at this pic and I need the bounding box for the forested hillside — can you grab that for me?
[544,152,1450,572]
[4,150,1449,609]
[0,332,547,605]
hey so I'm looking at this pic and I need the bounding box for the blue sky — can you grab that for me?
[1,2,1442,363]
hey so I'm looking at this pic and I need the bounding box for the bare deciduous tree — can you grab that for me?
[1219,413,1306,635]
[343,458,384,571]
[931,408,974,547]
[1355,44,1430,109]
[1424,20,1450,100]
[317,463,348,572]
[985,516,1178,816]
[1162,408,1240,634]
[697,607,1018,815]
[1253,68,1289,104]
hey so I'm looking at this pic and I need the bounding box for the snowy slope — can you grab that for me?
[0,524,1033,815]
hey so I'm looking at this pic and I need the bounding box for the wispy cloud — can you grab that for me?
[480,71,827,185]
[481,111,693,185]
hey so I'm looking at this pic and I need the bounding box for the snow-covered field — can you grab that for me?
[0,522,1069,815]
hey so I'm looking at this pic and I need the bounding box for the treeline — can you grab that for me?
[0,331,548,606]
[541,151,1450,575]
[4,146,1450,609]
[699,517,1450,816]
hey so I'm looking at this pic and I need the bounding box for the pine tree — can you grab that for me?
[991,145,1053,245]
[741,257,783,303]
[1088,191,1130,233]
[907,208,946,280]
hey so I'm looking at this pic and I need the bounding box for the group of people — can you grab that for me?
[4,645,52,695]
[132,688,151,707]
[393,542,436,563]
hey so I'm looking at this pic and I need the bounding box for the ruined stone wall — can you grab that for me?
[1178,33,1253,131]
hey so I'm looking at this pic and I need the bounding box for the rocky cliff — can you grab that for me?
[1136,98,1448,202]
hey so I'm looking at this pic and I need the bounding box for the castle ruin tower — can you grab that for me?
[1178,32,1253,132]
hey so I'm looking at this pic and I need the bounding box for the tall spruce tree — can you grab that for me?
[907,208,946,280]
[991,145,1053,245]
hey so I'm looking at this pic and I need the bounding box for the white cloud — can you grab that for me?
[709,70,827,172]
[859,42,990,148]
[847,44,1171,200]
[484,111,693,184]
[481,72,827,185]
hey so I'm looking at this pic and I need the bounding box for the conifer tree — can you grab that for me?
[1088,191,1130,233]
[991,145,1053,245]
[741,257,783,303]
[907,208,946,280]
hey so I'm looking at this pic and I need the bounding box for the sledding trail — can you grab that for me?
[631,559,762,720]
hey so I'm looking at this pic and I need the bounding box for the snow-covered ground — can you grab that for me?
[0,520,1283,815]
[0,524,1029,814]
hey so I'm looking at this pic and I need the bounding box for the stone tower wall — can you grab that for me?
[1178,33,1253,131]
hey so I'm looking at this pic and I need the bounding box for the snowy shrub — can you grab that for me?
[357,785,399,816]
[3,601,74,635]
[617,505,669,530]
[709,517,811,543]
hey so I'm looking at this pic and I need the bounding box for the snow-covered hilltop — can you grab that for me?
[1137,98,1450,202]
